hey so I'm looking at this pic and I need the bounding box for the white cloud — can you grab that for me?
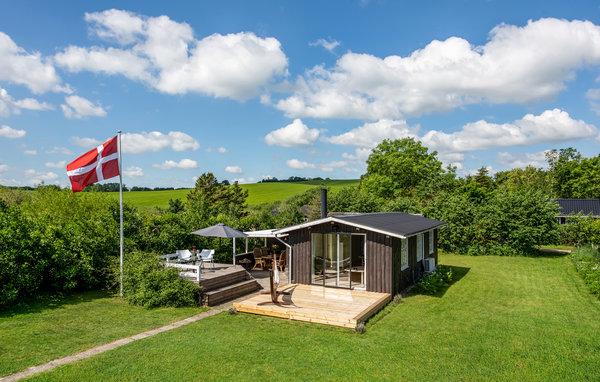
[496,151,548,169]
[225,165,242,174]
[153,158,198,169]
[0,88,53,116]
[422,109,596,153]
[0,125,26,138]
[46,146,73,155]
[286,158,316,170]
[327,119,418,147]
[206,146,228,153]
[24,169,60,185]
[586,88,600,116]
[71,131,200,154]
[265,119,320,147]
[61,95,107,119]
[45,160,66,168]
[71,136,102,148]
[24,150,37,155]
[124,166,144,177]
[309,38,340,52]
[276,18,600,119]
[341,147,372,161]
[55,9,288,101]
[285,158,351,172]
[233,177,255,184]
[0,32,67,94]
[84,9,145,45]
[55,46,152,83]
[122,131,199,154]
[0,164,8,172]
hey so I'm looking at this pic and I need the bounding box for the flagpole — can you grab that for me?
[118,130,124,297]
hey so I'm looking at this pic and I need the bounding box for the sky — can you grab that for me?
[1,0,600,188]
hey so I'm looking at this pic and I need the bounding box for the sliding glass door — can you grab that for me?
[311,233,361,289]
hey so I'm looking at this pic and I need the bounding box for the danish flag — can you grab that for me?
[66,135,120,193]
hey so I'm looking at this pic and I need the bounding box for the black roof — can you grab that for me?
[276,212,446,238]
[334,212,446,237]
[555,199,600,217]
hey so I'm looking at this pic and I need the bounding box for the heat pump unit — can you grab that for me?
[423,258,436,274]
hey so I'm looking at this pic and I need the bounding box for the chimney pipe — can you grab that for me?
[321,188,327,218]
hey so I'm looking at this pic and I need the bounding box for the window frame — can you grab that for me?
[417,234,424,261]
[429,229,434,254]
[401,238,408,270]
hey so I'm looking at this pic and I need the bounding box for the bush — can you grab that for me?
[121,251,202,308]
[427,190,558,256]
[571,245,600,299]
[414,265,453,295]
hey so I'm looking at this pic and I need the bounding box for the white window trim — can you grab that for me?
[401,238,408,270]
[429,229,434,254]
[417,234,424,261]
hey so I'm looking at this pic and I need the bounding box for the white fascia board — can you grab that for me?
[329,217,407,239]
[273,217,335,234]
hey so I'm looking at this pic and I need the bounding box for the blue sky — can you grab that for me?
[1,0,600,188]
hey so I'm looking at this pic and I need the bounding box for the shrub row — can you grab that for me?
[571,245,600,298]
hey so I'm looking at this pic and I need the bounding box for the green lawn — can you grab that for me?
[28,253,600,381]
[0,291,206,377]
[105,179,360,209]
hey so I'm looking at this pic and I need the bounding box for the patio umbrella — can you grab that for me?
[191,223,247,264]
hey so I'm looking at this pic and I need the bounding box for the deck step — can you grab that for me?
[202,279,261,306]
[199,269,247,291]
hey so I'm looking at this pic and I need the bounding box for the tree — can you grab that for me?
[168,198,184,214]
[186,173,248,221]
[495,166,552,196]
[545,147,600,198]
[474,166,493,191]
[360,138,445,200]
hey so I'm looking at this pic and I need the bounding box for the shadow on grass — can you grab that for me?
[535,248,571,258]
[408,265,471,298]
[0,289,115,318]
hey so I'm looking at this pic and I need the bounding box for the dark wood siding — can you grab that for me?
[392,238,413,294]
[365,231,392,293]
[289,229,310,284]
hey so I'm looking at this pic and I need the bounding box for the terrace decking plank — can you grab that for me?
[233,284,391,328]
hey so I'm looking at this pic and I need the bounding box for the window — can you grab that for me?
[429,229,434,254]
[401,238,408,270]
[417,234,424,261]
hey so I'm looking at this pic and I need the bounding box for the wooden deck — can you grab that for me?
[233,284,391,329]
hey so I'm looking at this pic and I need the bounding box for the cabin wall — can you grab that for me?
[286,224,440,294]
[287,222,392,293]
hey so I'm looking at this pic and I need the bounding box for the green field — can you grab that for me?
[107,179,359,209]
[23,253,600,381]
[0,291,206,377]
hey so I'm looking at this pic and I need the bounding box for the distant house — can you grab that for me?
[274,212,447,295]
[555,199,600,224]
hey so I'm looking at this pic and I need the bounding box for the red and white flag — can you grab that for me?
[66,135,120,193]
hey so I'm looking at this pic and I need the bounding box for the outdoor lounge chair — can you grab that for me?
[198,249,215,268]
[176,249,195,263]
